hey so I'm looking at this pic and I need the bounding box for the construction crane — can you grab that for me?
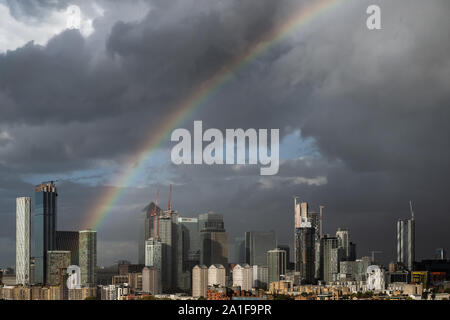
[152,190,160,239]
[369,250,383,264]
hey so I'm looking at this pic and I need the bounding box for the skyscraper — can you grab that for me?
[16,197,31,285]
[336,228,350,258]
[79,230,97,286]
[245,231,276,266]
[294,225,315,284]
[145,238,162,291]
[232,264,253,291]
[32,182,57,285]
[397,202,415,270]
[267,248,286,285]
[199,213,228,267]
[142,267,160,295]
[192,265,208,298]
[234,237,246,264]
[320,235,342,283]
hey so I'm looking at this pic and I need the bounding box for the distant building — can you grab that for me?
[142,267,160,295]
[46,251,71,286]
[320,235,341,283]
[79,230,97,286]
[16,197,31,285]
[232,264,253,291]
[177,217,200,291]
[294,226,315,284]
[199,213,228,267]
[234,237,246,264]
[192,265,208,298]
[267,248,286,285]
[245,231,276,267]
[208,264,226,287]
[145,238,162,291]
[435,248,447,260]
[32,182,57,285]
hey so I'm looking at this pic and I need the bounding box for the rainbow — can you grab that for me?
[85,0,345,230]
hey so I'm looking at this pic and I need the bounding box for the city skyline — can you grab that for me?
[0,0,449,275]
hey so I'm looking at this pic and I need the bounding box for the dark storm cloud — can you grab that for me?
[1,0,450,266]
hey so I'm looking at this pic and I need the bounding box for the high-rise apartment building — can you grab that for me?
[32,182,57,285]
[252,265,268,290]
[232,264,253,291]
[397,205,415,270]
[294,225,315,284]
[199,213,228,267]
[55,231,79,265]
[192,265,208,298]
[79,230,97,286]
[267,248,286,285]
[245,231,276,266]
[16,197,31,285]
[145,237,162,291]
[177,217,200,290]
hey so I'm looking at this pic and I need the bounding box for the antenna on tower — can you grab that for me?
[168,184,173,211]
[319,205,325,238]
[409,200,415,220]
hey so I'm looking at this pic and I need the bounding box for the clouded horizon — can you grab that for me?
[1,0,449,268]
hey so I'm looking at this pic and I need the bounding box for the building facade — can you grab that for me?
[232,264,253,291]
[199,213,228,267]
[79,230,97,286]
[16,197,31,285]
[32,182,57,285]
[267,248,286,285]
[245,231,276,266]
[192,265,208,298]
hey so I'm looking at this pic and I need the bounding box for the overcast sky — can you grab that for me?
[0,0,449,268]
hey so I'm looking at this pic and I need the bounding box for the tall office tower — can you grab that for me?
[208,264,226,287]
[16,197,31,285]
[278,245,291,267]
[142,267,160,295]
[177,217,200,290]
[192,265,208,298]
[349,242,357,261]
[32,182,57,285]
[245,231,276,266]
[145,238,162,291]
[320,235,340,283]
[46,251,71,286]
[199,213,228,267]
[234,237,246,264]
[267,248,287,285]
[139,202,162,264]
[159,213,174,291]
[79,230,97,286]
[397,203,415,270]
[294,225,315,284]
[232,264,253,291]
[55,231,79,265]
[252,265,268,290]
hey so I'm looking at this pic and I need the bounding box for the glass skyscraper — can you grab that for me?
[32,182,57,285]
[245,231,276,266]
